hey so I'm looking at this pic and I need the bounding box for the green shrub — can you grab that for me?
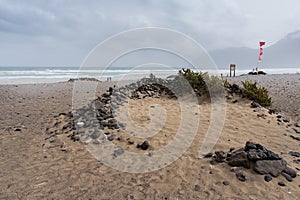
[178,68,224,97]
[242,81,272,107]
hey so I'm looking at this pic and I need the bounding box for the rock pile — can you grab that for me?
[207,141,298,184]
[46,77,183,150]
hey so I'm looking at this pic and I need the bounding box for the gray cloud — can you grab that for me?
[0,0,300,66]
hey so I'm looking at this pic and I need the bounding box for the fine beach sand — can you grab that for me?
[0,74,299,199]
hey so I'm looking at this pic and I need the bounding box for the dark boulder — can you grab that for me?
[227,151,250,169]
[253,159,287,177]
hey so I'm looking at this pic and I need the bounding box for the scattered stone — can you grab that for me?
[113,148,124,158]
[290,135,300,141]
[137,140,150,150]
[194,184,201,191]
[288,151,300,157]
[268,109,276,115]
[251,101,261,108]
[282,117,290,123]
[127,138,134,145]
[281,172,293,182]
[292,128,300,134]
[264,174,272,182]
[76,122,84,127]
[71,134,80,142]
[108,135,114,141]
[229,147,235,152]
[232,99,238,103]
[223,181,230,186]
[278,181,285,187]
[203,153,213,158]
[282,167,297,178]
[236,170,246,182]
[90,132,100,139]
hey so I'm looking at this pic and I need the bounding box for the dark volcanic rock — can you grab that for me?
[290,135,300,141]
[137,140,150,150]
[227,151,250,169]
[203,153,213,158]
[194,184,201,191]
[264,174,272,182]
[251,101,261,108]
[281,172,293,182]
[289,151,300,157]
[253,160,287,177]
[278,181,286,187]
[223,181,230,186]
[214,151,227,162]
[247,149,267,161]
[282,167,297,178]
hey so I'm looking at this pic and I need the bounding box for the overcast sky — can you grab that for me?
[1,0,300,66]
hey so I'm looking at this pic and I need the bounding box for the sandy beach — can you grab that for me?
[0,74,299,199]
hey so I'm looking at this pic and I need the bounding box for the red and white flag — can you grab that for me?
[258,41,266,62]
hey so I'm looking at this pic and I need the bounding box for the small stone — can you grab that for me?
[194,184,200,191]
[281,172,293,182]
[232,99,238,103]
[251,101,261,108]
[229,147,235,152]
[290,135,300,141]
[137,140,150,150]
[127,138,134,145]
[108,135,114,141]
[223,181,230,186]
[289,151,300,157]
[282,117,290,123]
[92,140,100,145]
[203,153,213,158]
[113,148,124,157]
[264,174,272,182]
[278,181,285,187]
[236,170,246,182]
[283,167,297,178]
[76,122,84,127]
[90,132,100,139]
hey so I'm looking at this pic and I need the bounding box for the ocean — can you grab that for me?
[0,66,299,84]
